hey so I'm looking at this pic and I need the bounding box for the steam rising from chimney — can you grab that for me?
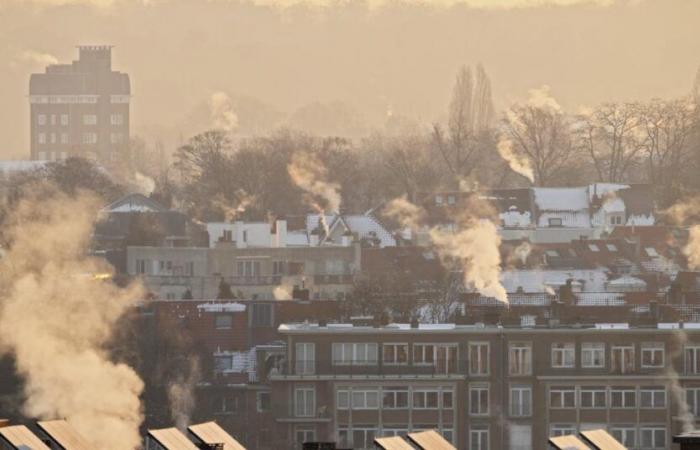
[168,357,201,431]
[496,137,534,183]
[209,92,239,132]
[287,151,341,235]
[0,188,145,450]
[384,195,508,303]
[664,198,700,269]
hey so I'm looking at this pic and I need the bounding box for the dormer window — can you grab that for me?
[645,247,659,257]
[548,218,563,227]
[447,195,456,205]
[606,244,618,252]
[588,244,600,252]
[435,195,444,205]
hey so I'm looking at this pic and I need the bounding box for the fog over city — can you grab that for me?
[1,1,700,450]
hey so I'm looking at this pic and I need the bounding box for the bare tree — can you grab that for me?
[576,102,645,182]
[639,97,698,206]
[503,96,574,186]
[433,64,495,185]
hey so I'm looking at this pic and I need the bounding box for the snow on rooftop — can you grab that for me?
[534,187,589,211]
[588,183,629,201]
[197,302,246,313]
[594,323,629,329]
[501,210,532,228]
[501,269,608,294]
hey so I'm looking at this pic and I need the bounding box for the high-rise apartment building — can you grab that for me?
[28,45,130,163]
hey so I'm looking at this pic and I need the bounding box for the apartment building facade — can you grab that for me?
[126,244,360,300]
[29,45,130,163]
[269,322,700,450]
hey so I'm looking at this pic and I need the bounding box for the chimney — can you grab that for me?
[674,432,700,450]
[0,419,9,428]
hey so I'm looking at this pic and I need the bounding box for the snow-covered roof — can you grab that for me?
[588,183,629,201]
[197,302,246,313]
[286,231,310,246]
[534,187,589,211]
[500,269,608,293]
[103,193,167,213]
[331,214,396,247]
[607,275,646,287]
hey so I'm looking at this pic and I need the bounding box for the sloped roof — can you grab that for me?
[534,187,589,211]
[580,429,628,450]
[187,422,246,450]
[147,428,198,450]
[375,435,416,450]
[37,420,92,450]
[406,430,456,450]
[104,193,167,213]
[549,435,592,450]
[0,425,51,450]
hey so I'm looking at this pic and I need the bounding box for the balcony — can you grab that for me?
[269,360,468,380]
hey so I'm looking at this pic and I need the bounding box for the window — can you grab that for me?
[332,343,378,366]
[111,113,124,125]
[510,386,532,417]
[509,424,532,450]
[549,218,563,227]
[641,342,665,368]
[135,259,147,275]
[83,114,97,125]
[447,195,456,205]
[294,387,315,417]
[251,303,273,327]
[50,114,56,125]
[214,314,232,329]
[610,388,636,408]
[272,261,286,275]
[611,427,636,448]
[295,426,316,448]
[110,132,124,144]
[383,343,408,365]
[685,346,700,374]
[295,343,315,375]
[469,384,489,415]
[413,389,440,409]
[469,342,489,375]
[606,243,618,251]
[509,343,532,375]
[589,244,600,252]
[550,387,576,408]
[470,426,489,450]
[50,133,56,143]
[37,114,46,125]
[257,392,271,412]
[580,387,607,408]
[442,389,454,409]
[551,343,575,368]
[640,387,666,408]
[382,388,409,409]
[645,247,659,257]
[236,260,261,277]
[640,427,666,449]
[338,426,376,450]
[60,133,69,144]
[687,387,700,415]
[336,388,379,410]
[435,195,444,204]
[413,344,458,373]
[214,353,233,372]
[38,132,46,144]
[82,132,97,144]
[611,345,635,373]
[60,114,69,125]
[213,395,238,414]
[550,425,576,437]
[582,343,605,368]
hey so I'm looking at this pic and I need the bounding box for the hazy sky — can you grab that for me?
[1,0,699,157]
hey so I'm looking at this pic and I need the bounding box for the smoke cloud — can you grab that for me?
[668,329,695,433]
[526,85,561,112]
[0,188,145,450]
[11,50,59,68]
[288,151,341,235]
[168,357,201,431]
[385,195,508,303]
[496,137,534,183]
[664,198,700,269]
[209,92,239,133]
[211,190,256,222]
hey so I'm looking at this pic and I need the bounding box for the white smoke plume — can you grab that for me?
[383,195,426,231]
[13,50,58,67]
[0,188,145,450]
[526,85,561,112]
[209,91,239,132]
[668,329,695,433]
[512,241,532,265]
[288,151,341,235]
[168,357,201,431]
[664,198,700,269]
[385,195,508,303]
[133,172,156,196]
[273,282,294,300]
[211,190,256,222]
[497,137,534,183]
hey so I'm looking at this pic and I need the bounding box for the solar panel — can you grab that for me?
[0,425,51,450]
[187,422,246,450]
[37,420,92,450]
[580,429,628,450]
[406,430,456,450]
[374,435,416,450]
[148,427,199,450]
[549,434,592,450]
